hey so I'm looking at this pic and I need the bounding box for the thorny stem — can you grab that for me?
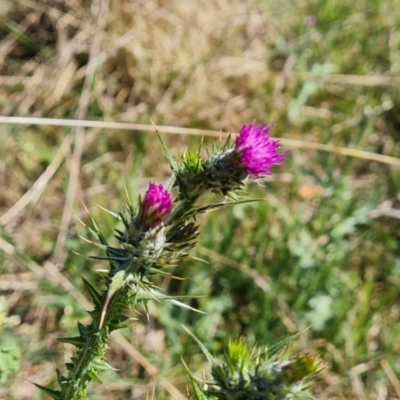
[60,333,103,400]
[60,285,132,400]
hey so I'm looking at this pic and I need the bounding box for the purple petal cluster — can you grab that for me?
[140,182,173,229]
[235,122,286,177]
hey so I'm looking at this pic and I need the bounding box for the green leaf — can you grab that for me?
[65,362,74,371]
[81,278,102,309]
[182,325,216,366]
[92,358,114,372]
[0,337,21,384]
[58,336,86,347]
[188,374,208,400]
[168,298,205,314]
[90,255,131,263]
[181,358,208,400]
[109,321,130,331]
[155,127,178,172]
[304,295,333,331]
[264,332,303,360]
[138,288,205,313]
[196,198,266,214]
[88,216,109,246]
[56,369,68,385]
[108,314,131,331]
[87,369,103,383]
[34,383,61,399]
[331,204,372,238]
[164,174,176,191]
[109,314,130,323]
[77,322,88,338]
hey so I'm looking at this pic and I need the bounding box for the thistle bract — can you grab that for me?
[235,122,286,178]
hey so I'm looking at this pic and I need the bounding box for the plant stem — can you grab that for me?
[60,286,130,400]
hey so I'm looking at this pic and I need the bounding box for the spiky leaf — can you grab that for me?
[183,325,216,366]
[265,332,302,360]
[87,370,102,383]
[58,336,86,347]
[92,358,114,372]
[188,374,208,400]
[156,129,178,172]
[81,278,102,309]
[34,383,61,399]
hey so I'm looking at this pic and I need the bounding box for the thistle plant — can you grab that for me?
[186,330,320,400]
[37,122,318,399]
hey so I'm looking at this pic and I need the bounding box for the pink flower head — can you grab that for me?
[307,15,317,27]
[139,182,173,230]
[235,122,287,178]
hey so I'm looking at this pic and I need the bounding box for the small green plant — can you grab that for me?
[185,328,320,400]
[37,122,319,399]
[0,297,22,385]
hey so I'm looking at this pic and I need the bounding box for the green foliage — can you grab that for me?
[0,297,21,385]
[0,335,21,385]
[186,330,319,400]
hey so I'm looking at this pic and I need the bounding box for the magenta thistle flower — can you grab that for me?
[235,122,287,177]
[139,182,173,230]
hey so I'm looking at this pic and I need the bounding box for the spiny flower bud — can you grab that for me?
[201,339,319,399]
[235,121,287,178]
[138,182,173,231]
[174,121,287,198]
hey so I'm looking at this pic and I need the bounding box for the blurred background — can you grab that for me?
[1,0,400,399]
